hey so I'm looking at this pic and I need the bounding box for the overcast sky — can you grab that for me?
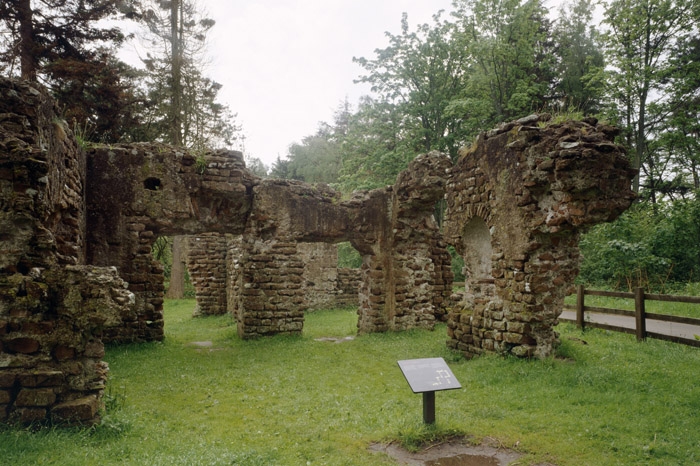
[201,1,455,167]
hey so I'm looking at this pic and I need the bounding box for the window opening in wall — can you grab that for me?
[144,177,162,190]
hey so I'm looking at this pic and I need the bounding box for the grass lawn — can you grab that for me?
[1,299,699,465]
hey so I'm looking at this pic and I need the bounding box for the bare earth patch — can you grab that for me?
[369,438,524,465]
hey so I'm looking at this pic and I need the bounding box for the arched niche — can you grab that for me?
[461,216,493,293]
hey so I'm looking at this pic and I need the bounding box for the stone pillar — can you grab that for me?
[236,237,305,338]
[335,267,361,307]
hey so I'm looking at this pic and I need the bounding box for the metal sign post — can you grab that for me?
[397,357,462,424]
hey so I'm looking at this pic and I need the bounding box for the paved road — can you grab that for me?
[559,310,700,342]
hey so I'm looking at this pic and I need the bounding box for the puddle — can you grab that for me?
[425,454,499,466]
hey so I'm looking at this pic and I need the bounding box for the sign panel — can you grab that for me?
[397,357,461,393]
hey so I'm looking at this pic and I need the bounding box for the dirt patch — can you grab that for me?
[369,438,523,465]
[314,336,355,343]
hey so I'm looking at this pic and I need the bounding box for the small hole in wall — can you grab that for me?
[144,177,161,191]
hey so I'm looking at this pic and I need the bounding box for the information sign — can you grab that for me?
[397,357,462,393]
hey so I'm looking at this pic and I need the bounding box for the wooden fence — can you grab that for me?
[563,285,700,348]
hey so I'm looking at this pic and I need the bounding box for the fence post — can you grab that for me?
[576,284,585,330]
[635,287,646,341]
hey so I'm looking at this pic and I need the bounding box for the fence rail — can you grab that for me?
[563,285,700,348]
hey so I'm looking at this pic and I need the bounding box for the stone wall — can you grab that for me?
[0,77,134,424]
[0,266,132,425]
[188,233,228,316]
[1,75,639,430]
[86,144,258,342]
[353,152,454,333]
[298,242,341,311]
[335,268,361,307]
[443,115,636,358]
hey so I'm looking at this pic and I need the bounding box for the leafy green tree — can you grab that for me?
[137,0,239,150]
[244,155,269,177]
[338,96,408,191]
[656,35,700,193]
[579,199,700,290]
[353,11,470,161]
[449,0,556,129]
[269,156,292,179]
[551,0,605,114]
[600,0,697,194]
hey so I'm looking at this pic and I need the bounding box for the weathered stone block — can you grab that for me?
[50,395,98,424]
[18,371,63,387]
[15,388,56,407]
[0,372,16,388]
[5,337,40,354]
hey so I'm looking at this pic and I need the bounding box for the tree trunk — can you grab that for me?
[170,0,182,146]
[17,0,37,81]
[166,235,186,299]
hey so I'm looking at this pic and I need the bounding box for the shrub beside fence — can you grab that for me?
[563,285,700,348]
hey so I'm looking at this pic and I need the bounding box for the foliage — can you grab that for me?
[578,199,700,290]
[337,242,362,269]
[0,1,145,144]
[135,0,242,150]
[2,301,700,465]
[450,0,556,127]
[600,0,697,195]
[354,11,470,161]
[448,245,466,282]
[550,0,605,114]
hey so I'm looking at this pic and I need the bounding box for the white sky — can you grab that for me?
[201,1,455,167]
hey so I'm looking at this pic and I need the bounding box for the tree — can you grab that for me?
[450,0,556,129]
[354,11,469,161]
[656,35,700,193]
[0,1,146,143]
[551,0,605,114]
[137,0,239,149]
[601,0,696,194]
[338,96,407,191]
[0,0,133,81]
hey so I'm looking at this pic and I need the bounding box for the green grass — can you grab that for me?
[1,299,699,465]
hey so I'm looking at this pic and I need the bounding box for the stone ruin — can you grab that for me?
[443,114,636,358]
[0,76,635,425]
[186,235,360,317]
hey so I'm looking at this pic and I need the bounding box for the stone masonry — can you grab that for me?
[443,114,636,358]
[0,76,636,425]
[0,77,134,425]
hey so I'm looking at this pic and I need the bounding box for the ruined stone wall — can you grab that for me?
[354,152,454,333]
[236,237,305,338]
[86,145,257,342]
[444,115,636,358]
[0,78,85,272]
[0,266,132,425]
[1,77,134,424]
[335,268,361,307]
[298,242,339,311]
[187,233,228,316]
[226,235,243,323]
